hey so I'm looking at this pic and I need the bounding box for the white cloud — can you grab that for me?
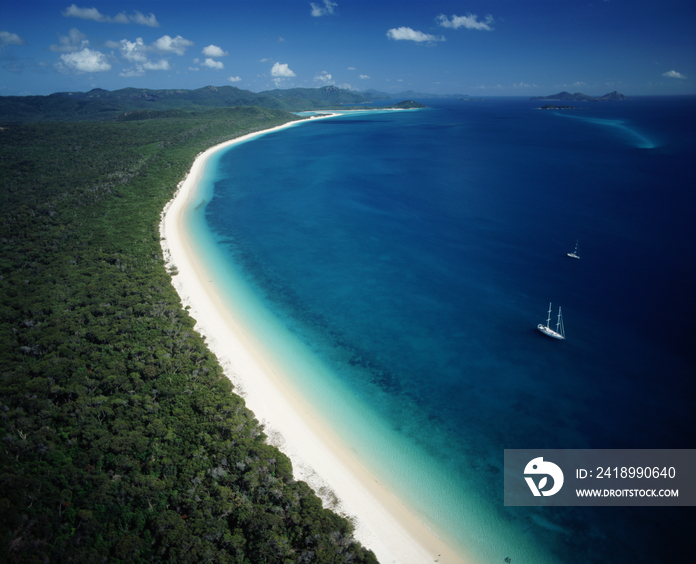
[347,66,356,70]
[117,38,148,63]
[202,58,224,69]
[436,13,494,31]
[104,36,190,75]
[202,44,228,58]
[314,71,333,84]
[228,76,242,82]
[153,35,193,55]
[49,28,86,52]
[0,31,26,47]
[120,66,145,77]
[360,74,369,79]
[143,59,170,71]
[120,58,170,77]
[56,47,111,73]
[663,70,686,79]
[386,27,445,43]
[310,0,337,17]
[129,11,159,27]
[62,5,110,23]
[62,4,159,27]
[271,62,296,77]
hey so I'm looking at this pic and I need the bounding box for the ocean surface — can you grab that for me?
[185,97,695,563]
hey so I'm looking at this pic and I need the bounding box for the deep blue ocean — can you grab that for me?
[195,97,695,563]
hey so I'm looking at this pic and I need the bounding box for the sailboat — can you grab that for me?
[567,240,580,259]
[537,303,565,340]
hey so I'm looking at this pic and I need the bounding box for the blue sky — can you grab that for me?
[1,0,694,97]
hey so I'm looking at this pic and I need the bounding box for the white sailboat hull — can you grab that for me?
[567,240,580,259]
[537,324,565,340]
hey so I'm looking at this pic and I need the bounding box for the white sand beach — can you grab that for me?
[160,116,467,564]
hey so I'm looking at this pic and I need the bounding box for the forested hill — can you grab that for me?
[0,85,375,122]
[0,106,378,563]
[529,90,630,101]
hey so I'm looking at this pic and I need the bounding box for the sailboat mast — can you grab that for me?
[537,302,565,340]
[556,307,562,333]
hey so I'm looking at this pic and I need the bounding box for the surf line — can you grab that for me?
[555,112,656,149]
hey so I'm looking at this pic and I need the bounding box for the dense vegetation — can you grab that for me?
[0,85,448,123]
[0,85,382,122]
[0,106,378,563]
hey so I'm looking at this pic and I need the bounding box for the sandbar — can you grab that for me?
[160,115,467,564]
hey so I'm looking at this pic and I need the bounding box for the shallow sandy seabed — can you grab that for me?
[159,115,467,564]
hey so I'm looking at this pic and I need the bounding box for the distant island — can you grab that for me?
[385,100,427,109]
[530,90,630,102]
[538,104,577,110]
[342,100,427,111]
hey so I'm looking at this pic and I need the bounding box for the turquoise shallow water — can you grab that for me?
[184,99,695,563]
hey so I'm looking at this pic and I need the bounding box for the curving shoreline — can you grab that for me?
[159,115,467,564]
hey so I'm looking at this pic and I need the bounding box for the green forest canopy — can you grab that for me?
[0,106,378,563]
[0,85,376,122]
[0,85,437,123]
